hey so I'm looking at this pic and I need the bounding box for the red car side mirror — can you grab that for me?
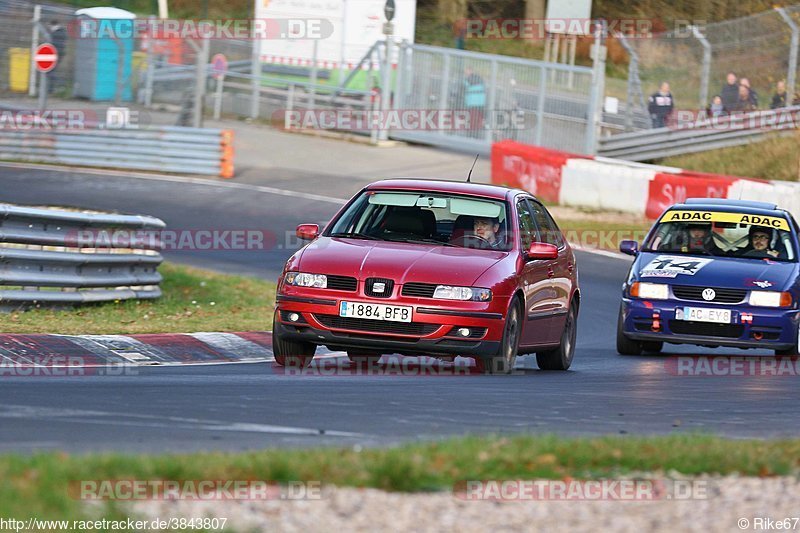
[527,242,558,260]
[296,224,320,241]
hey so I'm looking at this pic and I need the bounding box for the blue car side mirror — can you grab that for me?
[620,240,639,256]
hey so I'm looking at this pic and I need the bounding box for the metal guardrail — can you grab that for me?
[598,106,800,161]
[0,118,234,177]
[0,203,165,305]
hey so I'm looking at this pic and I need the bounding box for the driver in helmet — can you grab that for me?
[682,222,722,255]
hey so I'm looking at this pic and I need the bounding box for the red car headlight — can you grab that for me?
[284,272,328,288]
[433,285,492,302]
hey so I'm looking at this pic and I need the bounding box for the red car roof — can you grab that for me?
[366,178,516,201]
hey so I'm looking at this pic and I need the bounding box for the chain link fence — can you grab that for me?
[617,5,800,130]
[394,42,597,154]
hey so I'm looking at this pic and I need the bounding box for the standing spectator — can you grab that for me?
[771,80,788,109]
[707,95,725,118]
[48,19,67,93]
[453,19,467,50]
[463,67,486,137]
[647,81,673,128]
[720,72,739,112]
[732,85,756,113]
[740,78,758,108]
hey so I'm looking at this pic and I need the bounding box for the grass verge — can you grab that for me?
[659,133,800,182]
[0,263,276,334]
[1,434,799,520]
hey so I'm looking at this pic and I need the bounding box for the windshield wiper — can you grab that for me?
[642,248,714,257]
[385,237,458,247]
[330,232,382,241]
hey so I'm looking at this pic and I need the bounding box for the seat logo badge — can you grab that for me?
[702,288,716,301]
[373,282,386,293]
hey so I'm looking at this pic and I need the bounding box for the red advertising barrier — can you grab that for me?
[646,173,732,219]
[491,141,585,203]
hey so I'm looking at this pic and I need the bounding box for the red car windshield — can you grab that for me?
[327,190,512,251]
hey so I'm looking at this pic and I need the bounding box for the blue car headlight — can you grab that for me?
[748,291,792,308]
[630,282,669,300]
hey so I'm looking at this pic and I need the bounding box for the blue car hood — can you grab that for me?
[632,251,799,291]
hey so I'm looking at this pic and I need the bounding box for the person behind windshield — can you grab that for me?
[742,226,780,259]
[681,222,722,255]
[473,216,503,249]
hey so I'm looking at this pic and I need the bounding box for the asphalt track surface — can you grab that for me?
[1,165,797,453]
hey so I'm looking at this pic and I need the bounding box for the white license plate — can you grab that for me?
[339,301,412,323]
[675,307,731,324]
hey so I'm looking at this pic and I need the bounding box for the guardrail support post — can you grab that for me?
[691,25,711,110]
[438,52,450,138]
[309,40,318,111]
[776,7,799,98]
[585,22,606,155]
[485,59,498,143]
[28,4,41,97]
[250,25,261,120]
[144,33,155,107]
[535,65,546,145]
[192,38,209,128]
[379,36,394,142]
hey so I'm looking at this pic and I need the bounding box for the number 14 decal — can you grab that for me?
[642,255,713,276]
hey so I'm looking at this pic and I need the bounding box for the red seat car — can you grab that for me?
[272,179,580,373]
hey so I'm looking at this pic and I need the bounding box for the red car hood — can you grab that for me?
[298,237,506,286]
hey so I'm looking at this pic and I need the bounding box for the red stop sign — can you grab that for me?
[34,43,58,73]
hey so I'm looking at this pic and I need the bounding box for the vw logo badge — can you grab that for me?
[702,288,716,301]
[373,282,386,293]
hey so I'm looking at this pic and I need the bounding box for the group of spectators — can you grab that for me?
[647,71,800,128]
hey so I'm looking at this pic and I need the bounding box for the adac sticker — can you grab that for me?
[659,210,790,231]
[640,255,714,278]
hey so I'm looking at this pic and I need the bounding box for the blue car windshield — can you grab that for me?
[642,212,796,262]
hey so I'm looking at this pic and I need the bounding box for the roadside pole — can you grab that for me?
[28,4,41,97]
[585,21,606,155]
[378,0,395,142]
[211,53,228,121]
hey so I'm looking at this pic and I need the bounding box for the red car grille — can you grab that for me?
[314,315,438,336]
[326,275,358,291]
[401,282,437,298]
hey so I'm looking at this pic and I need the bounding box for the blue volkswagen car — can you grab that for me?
[617,199,800,355]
